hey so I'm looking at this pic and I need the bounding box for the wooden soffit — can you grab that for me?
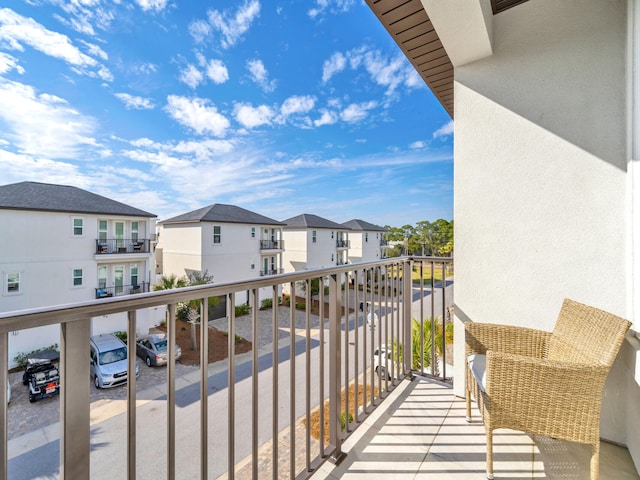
[366,0,529,119]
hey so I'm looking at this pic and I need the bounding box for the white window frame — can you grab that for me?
[251,227,256,238]
[312,230,317,243]
[72,268,83,287]
[98,220,108,243]
[250,258,255,270]
[131,221,139,242]
[72,217,84,236]
[365,232,369,242]
[213,225,221,244]
[131,264,139,286]
[5,272,21,295]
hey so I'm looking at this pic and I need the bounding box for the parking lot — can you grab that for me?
[6,357,199,440]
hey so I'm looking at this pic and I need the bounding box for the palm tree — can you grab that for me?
[153,274,188,291]
[410,317,453,376]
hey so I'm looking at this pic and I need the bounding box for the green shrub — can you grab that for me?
[260,298,273,309]
[13,344,59,368]
[340,411,354,431]
[235,303,251,316]
[295,302,306,310]
[113,330,127,343]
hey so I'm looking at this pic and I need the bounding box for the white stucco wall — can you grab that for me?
[157,223,204,278]
[450,0,632,447]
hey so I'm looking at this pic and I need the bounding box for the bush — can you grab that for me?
[13,344,59,368]
[113,331,127,343]
[260,298,273,310]
[235,303,251,316]
[340,411,354,431]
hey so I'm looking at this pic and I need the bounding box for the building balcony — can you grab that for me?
[259,268,284,276]
[0,257,636,480]
[95,238,153,255]
[336,240,350,249]
[260,239,284,250]
[95,282,150,298]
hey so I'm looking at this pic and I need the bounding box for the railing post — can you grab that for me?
[403,259,412,377]
[1,331,7,480]
[60,318,91,480]
[328,273,346,465]
[127,310,137,480]
[167,304,176,480]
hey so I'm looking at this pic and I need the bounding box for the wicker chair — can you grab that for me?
[465,298,631,480]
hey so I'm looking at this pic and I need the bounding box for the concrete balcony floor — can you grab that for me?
[311,378,639,480]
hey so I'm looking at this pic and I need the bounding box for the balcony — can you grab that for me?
[95,282,150,298]
[259,268,284,276]
[0,257,635,480]
[260,239,284,250]
[336,240,349,249]
[95,239,152,255]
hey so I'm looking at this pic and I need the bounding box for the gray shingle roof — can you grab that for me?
[161,204,284,225]
[282,213,350,230]
[342,219,387,232]
[0,181,156,217]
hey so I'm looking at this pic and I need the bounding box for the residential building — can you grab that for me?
[156,203,284,305]
[0,181,159,366]
[342,219,387,263]
[367,0,640,470]
[281,214,351,272]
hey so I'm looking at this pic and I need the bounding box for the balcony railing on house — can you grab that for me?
[336,240,350,248]
[0,256,453,480]
[259,240,284,250]
[95,282,150,299]
[95,239,153,255]
[259,268,284,276]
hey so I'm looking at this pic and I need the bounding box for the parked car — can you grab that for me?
[90,334,139,389]
[373,347,401,380]
[22,349,60,403]
[135,333,182,367]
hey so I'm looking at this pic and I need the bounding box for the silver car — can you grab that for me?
[136,334,182,367]
[90,334,139,388]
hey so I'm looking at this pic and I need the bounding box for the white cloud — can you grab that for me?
[0,148,84,185]
[164,95,230,137]
[308,0,356,19]
[179,63,203,89]
[0,8,96,67]
[322,52,346,83]
[313,110,338,127]
[114,93,155,110]
[0,52,24,75]
[410,140,427,149]
[189,19,211,43]
[79,40,108,61]
[55,2,115,36]
[340,101,377,123]
[280,95,315,117]
[246,58,276,92]
[208,0,261,49]
[0,79,98,159]
[206,59,229,84]
[433,120,453,139]
[234,102,274,129]
[0,8,113,81]
[135,0,169,12]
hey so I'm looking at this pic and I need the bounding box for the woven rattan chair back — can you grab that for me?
[546,298,631,367]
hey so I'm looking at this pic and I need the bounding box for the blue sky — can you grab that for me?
[0,0,453,227]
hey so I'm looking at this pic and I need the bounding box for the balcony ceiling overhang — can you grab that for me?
[365,0,529,119]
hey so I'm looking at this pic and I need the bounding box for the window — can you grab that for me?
[250,258,255,270]
[331,231,334,239]
[6,272,21,294]
[213,225,221,244]
[98,220,107,243]
[73,269,83,286]
[365,232,369,242]
[312,230,317,243]
[331,254,334,262]
[251,227,256,238]
[73,217,83,236]
[131,222,139,242]
[131,264,138,286]
[98,266,107,289]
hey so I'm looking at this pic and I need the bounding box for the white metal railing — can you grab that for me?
[0,256,453,480]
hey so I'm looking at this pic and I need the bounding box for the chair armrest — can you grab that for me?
[484,350,609,442]
[465,322,550,358]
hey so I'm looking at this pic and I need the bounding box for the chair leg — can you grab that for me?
[486,430,494,479]
[466,387,472,422]
[590,442,599,480]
